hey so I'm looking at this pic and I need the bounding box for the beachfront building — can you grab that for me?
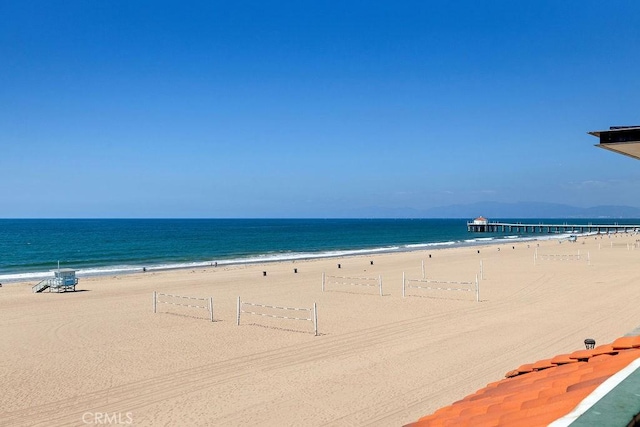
[589,125,640,160]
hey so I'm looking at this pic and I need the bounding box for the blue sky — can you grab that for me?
[2,1,640,218]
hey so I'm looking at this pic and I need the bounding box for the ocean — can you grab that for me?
[0,218,634,283]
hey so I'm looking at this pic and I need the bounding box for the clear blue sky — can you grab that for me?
[2,1,640,218]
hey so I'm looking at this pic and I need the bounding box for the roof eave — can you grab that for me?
[588,127,640,139]
[596,143,640,161]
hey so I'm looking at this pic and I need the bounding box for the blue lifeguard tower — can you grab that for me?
[32,269,78,293]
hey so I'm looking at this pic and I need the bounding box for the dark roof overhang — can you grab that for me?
[589,126,640,161]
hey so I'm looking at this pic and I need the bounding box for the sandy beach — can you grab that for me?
[1,233,640,426]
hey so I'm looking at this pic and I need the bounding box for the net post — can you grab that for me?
[475,274,479,302]
[153,291,157,313]
[313,303,318,336]
[236,296,241,326]
[421,260,425,279]
[209,297,214,322]
[402,272,405,298]
[378,274,382,296]
[321,272,325,292]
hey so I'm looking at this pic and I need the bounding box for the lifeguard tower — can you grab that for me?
[32,269,78,293]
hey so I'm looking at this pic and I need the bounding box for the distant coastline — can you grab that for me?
[0,217,602,284]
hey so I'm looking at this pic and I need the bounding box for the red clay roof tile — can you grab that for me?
[590,344,618,356]
[550,353,578,365]
[612,335,640,349]
[569,349,595,360]
[516,363,534,374]
[504,369,519,378]
[405,341,640,427]
[532,358,555,370]
[565,375,610,393]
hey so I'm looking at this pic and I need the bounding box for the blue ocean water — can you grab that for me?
[0,218,634,283]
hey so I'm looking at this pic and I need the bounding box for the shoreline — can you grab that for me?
[1,232,580,285]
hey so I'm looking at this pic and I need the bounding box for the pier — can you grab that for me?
[467,221,640,234]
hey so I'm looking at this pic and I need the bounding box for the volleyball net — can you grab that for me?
[153,291,214,322]
[321,273,383,296]
[534,249,590,265]
[236,296,318,336]
[402,273,479,302]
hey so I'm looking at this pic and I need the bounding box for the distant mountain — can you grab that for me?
[347,202,640,219]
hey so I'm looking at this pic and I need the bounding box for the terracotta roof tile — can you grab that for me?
[504,369,519,378]
[405,341,640,427]
[565,375,609,393]
[515,363,534,374]
[549,353,578,365]
[458,405,489,418]
[486,400,521,414]
[611,335,640,349]
[569,349,595,360]
[590,344,618,356]
[498,400,577,426]
[531,358,555,370]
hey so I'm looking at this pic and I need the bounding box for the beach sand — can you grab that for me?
[1,233,640,426]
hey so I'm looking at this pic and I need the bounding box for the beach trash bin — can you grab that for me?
[370,261,373,265]
[263,271,267,276]
[294,268,297,273]
[338,264,341,269]
[584,338,596,349]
